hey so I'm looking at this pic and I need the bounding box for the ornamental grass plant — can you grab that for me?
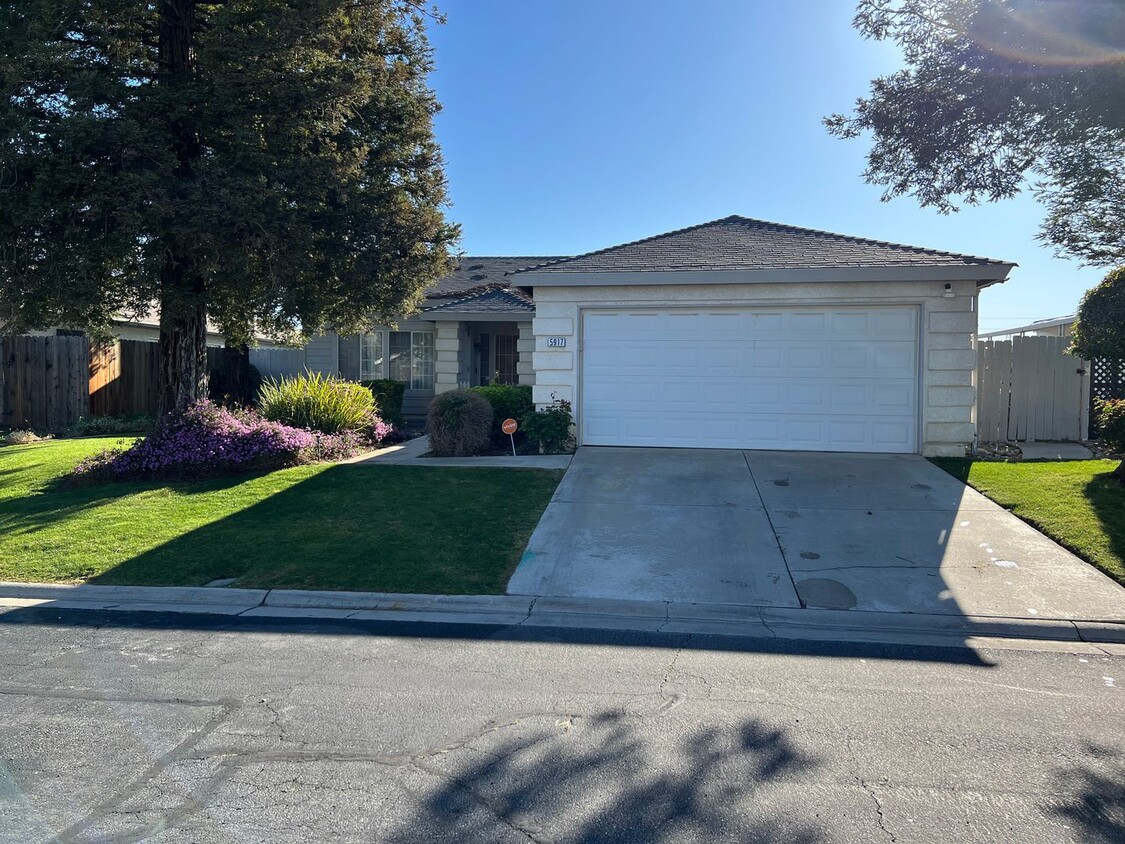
[259,372,379,434]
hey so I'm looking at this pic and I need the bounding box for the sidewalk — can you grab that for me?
[2,581,1123,654]
[343,435,573,469]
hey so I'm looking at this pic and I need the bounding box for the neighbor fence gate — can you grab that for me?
[976,335,1089,443]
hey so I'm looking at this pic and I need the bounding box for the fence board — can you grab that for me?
[977,335,1087,443]
[250,347,306,380]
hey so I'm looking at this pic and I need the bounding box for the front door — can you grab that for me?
[495,334,518,385]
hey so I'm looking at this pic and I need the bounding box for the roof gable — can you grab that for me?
[422,286,535,316]
[514,216,1012,275]
[424,256,564,299]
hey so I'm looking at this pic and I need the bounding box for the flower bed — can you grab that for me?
[73,400,388,482]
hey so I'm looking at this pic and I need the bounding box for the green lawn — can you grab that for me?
[931,457,1125,587]
[0,438,563,593]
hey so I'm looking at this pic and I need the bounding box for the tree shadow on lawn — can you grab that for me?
[386,711,828,843]
[1084,468,1125,581]
[86,465,563,594]
[0,469,263,537]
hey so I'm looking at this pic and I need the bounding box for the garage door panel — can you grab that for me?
[876,310,916,337]
[874,344,916,373]
[581,307,918,453]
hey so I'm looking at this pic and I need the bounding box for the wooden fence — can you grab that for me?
[0,335,90,432]
[2,336,230,431]
[249,346,306,380]
[977,335,1089,443]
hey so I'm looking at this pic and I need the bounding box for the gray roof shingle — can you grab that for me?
[514,215,1011,274]
[422,287,536,316]
[424,256,564,299]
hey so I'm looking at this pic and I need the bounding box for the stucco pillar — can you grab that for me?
[517,322,535,386]
[434,321,461,394]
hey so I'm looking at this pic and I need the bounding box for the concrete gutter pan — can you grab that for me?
[1,581,1122,656]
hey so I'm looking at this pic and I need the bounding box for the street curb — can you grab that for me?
[1,581,1123,653]
[0,582,268,606]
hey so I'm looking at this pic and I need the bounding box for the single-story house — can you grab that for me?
[978,314,1074,340]
[305,215,1015,456]
[20,309,289,349]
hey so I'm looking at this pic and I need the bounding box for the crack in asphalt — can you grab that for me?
[22,686,585,844]
[857,776,897,843]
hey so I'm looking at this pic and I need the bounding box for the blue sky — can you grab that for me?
[426,0,1104,333]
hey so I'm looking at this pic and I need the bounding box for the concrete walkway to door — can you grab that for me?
[507,447,1125,622]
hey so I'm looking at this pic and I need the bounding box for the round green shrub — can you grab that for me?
[426,389,493,457]
[469,384,533,445]
[522,397,575,454]
[258,372,377,434]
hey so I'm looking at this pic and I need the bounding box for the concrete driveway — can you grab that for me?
[508,447,1125,621]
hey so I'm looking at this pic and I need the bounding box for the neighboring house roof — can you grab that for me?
[422,287,536,316]
[978,314,1075,339]
[514,215,1013,275]
[113,310,225,337]
[424,256,564,299]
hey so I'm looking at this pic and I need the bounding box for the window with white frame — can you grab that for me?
[338,330,433,388]
[389,331,434,390]
[409,332,435,390]
[360,332,383,381]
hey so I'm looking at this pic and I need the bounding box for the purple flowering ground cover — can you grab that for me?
[0,437,563,593]
[73,400,385,482]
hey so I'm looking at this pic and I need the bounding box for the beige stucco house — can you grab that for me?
[304,215,1014,456]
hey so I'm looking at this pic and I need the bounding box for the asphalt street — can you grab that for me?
[0,608,1121,843]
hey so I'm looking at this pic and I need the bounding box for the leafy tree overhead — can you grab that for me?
[826,0,1125,265]
[1,0,458,414]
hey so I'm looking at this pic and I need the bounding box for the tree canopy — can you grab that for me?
[1,0,458,411]
[1071,267,1125,362]
[826,0,1125,265]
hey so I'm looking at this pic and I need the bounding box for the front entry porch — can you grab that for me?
[431,318,535,392]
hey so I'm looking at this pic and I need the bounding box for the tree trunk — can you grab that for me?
[1114,459,1125,484]
[157,281,209,418]
[155,0,205,420]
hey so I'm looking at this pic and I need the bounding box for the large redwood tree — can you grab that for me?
[1,1,458,415]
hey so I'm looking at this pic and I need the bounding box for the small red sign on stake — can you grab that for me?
[501,418,518,456]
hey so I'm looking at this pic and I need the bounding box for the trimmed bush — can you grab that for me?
[522,397,575,454]
[426,389,493,456]
[363,379,406,428]
[66,414,154,437]
[4,430,47,445]
[1095,398,1125,479]
[259,372,377,434]
[469,384,533,446]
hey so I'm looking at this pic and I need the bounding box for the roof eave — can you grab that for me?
[418,310,532,322]
[519,264,1016,287]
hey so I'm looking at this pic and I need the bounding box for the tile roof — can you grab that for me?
[514,215,1012,274]
[424,256,564,299]
[422,286,536,316]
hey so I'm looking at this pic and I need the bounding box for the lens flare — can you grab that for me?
[958,0,1125,68]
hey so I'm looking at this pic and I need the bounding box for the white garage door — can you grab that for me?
[581,307,919,453]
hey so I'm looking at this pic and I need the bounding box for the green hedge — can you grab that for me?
[363,379,406,428]
[469,384,534,446]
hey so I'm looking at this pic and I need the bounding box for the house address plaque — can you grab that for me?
[547,337,567,348]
